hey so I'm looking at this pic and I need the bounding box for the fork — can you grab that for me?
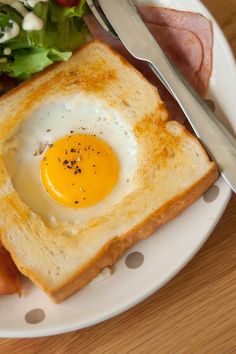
[86,0,118,37]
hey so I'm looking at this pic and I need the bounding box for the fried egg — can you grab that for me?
[4,93,137,227]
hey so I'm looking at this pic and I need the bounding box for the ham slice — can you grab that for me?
[147,23,203,90]
[84,6,213,124]
[138,6,213,96]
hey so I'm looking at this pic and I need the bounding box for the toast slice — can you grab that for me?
[0,40,218,302]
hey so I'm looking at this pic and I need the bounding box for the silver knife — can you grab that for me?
[97,0,236,193]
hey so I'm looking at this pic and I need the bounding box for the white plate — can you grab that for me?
[0,0,235,338]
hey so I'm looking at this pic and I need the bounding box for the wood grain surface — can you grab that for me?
[1,0,236,353]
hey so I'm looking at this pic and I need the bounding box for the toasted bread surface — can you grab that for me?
[0,40,218,302]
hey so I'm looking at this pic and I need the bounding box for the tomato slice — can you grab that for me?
[0,244,21,295]
[54,0,80,7]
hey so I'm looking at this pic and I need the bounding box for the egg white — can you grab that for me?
[4,93,138,229]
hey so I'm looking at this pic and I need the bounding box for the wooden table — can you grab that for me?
[1,1,236,352]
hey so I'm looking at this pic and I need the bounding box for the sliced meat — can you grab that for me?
[0,243,21,295]
[137,6,213,96]
[147,23,203,90]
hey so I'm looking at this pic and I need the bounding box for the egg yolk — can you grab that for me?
[41,134,119,208]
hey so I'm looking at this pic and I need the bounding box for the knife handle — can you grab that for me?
[148,53,236,193]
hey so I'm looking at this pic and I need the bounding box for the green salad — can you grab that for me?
[0,0,88,89]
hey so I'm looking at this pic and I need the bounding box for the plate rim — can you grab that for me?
[0,0,234,338]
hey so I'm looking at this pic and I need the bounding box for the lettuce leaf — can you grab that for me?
[0,47,71,80]
[0,0,88,80]
[0,4,31,50]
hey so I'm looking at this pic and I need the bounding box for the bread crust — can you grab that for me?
[0,40,219,303]
[51,164,218,303]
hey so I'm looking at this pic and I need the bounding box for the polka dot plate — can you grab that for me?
[0,0,235,338]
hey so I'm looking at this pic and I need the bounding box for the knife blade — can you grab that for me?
[98,0,236,193]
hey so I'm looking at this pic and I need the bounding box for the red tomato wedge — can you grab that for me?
[0,244,21,295]
[54,0,80,7]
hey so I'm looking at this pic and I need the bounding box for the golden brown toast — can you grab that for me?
[0,41,218,302]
